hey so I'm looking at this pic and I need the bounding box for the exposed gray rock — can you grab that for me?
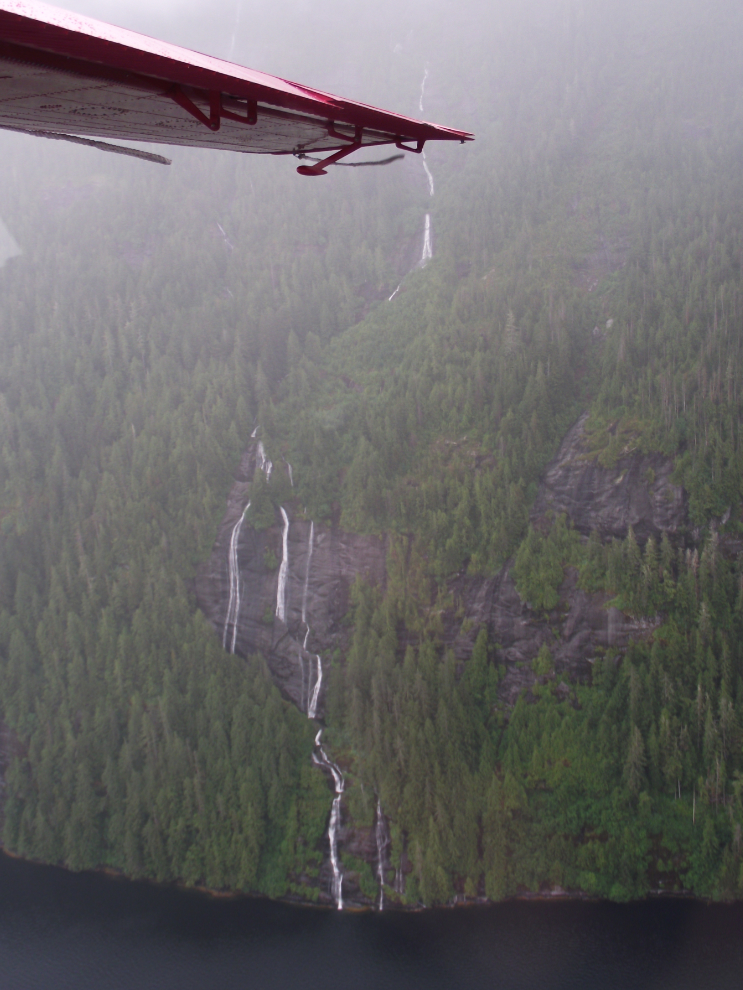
[197,412,690,903]
[442,562,661,706]
[199,412,686,714]
[195,443,386,715]
[437,411,683,702]
[531,412,688,540]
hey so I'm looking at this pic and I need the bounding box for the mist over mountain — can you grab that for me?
[1,0,743,906]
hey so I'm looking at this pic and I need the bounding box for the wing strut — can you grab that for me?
[0,124,171,164]
[296,124,362,176]
[296,142,361,176]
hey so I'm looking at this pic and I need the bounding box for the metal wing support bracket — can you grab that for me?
[296,123,363,176]
[167,87,259,131]
[168,86,221,130]
[395,137,426,154]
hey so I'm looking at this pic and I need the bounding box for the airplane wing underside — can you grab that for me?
[0,0,473,173]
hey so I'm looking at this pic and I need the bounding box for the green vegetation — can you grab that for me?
[329,516,743,903]
[1,0,743,904]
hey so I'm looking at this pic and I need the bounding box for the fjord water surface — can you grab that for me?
[1,852,743,990]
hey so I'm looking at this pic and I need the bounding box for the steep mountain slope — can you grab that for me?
[1,0,743,907]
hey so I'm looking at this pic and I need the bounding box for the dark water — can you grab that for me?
[1,853,743,990]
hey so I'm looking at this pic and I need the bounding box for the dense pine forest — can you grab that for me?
[2,0,743,904]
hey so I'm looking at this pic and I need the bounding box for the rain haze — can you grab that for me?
[2,0,743,986]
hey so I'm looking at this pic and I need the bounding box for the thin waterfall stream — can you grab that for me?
[389,65,435,302]
[223,500,250,653]
[419,66,434,267]
[301,522,323,721]
[275,507,289,624]
[312,729,345,910]
[226,440,381,909]
[257,441,273,480]
[270,502,343,907]
[375,799,388,911]
[420,213,432,267]
[299,521,342,905]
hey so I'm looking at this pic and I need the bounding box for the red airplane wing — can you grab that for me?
[0,0,473,173]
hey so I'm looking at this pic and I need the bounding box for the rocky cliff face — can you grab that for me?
[195,447,387,716]
[198,417,687,704]
[196,414,689,906]
[440,563,663,707]
[434,412,688,704]
[532,412,688,541]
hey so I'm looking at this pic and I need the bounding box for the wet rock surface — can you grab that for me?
[195,446,387,716]
[198,415,684,710]
[197,414,689,903]
[441,565,661,706]
[532,412,688,541]
[437,412,686,702]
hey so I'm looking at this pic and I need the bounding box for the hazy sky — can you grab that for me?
[36,0,466,111]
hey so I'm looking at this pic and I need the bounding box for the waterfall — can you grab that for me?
[375,799,389,911]
[287,462,294,487]
[275,507,289,623]
[307,654,323,720]
[418,67,435,196]
[312,729,345,910]
[422,154,435,197]
[301,521,314,634]
[230,500,341,906]
[300,521,340,906]
[419,67,434,268]
[389,67,435,303]
[419,65,428,112]
[299,521,315,713]
[221,460,345,904]
[257,441,273,480]
[420,214,432,267]
[301,522,324,720]
[297,644,308,714]
[216,222,234,250]
[222,500,250,653]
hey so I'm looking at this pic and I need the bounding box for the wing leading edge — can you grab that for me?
[0,0,473,174]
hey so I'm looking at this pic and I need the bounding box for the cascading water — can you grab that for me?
[296,521,314,712]
[419,67,434,268]
[420,213,433,267]
[307,653,323,721]
[286,462,294,487]
[299,520,341,905]
[312,729,345,910]
[222,501,250,653]
[216,222,234,250]
[275,507,289,623]
[301,522,322,718]
[301,521,314,639]
[257,441,273,480]
[419,65,428,112]
[421,156,435,198]
[228,463,343,906]
[300,526,322,710]
[389,66,435,301]
[375,799,389,911]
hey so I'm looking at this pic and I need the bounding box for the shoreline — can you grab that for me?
[0,845,713,911]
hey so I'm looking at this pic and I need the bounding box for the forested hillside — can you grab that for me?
[2,0,743,905]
